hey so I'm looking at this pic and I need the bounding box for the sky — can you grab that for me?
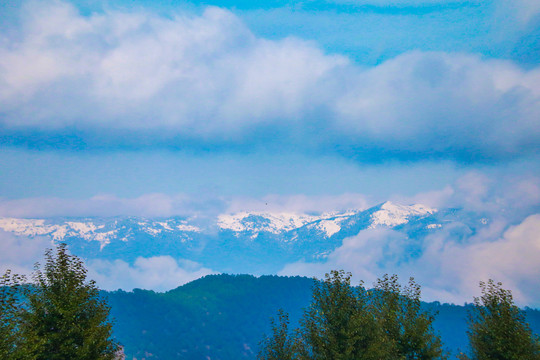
[0,0,539,303]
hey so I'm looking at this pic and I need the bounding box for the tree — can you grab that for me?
[258,309,299,360]
[23,243,120,360]
[299,270,391,360]
[258,271,449,360]
[258,270,392,360]
[371,274,447,359]
[0,270,32,359]
[460,279,540,360]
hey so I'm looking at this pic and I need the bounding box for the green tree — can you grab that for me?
[371,274,447,359]
[299,270,391,360]
[459,279,540,360]
[258,271,449,360]
[258,309,299,360]
[0,270,32,360]
[258,270,392,360]
[23,244,120,360]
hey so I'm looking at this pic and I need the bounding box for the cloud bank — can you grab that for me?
[0,170,538,218]
[87,256,215,291]
[1,1,539,162]
[0,230,214,291]
[0,171,538,300]
[0,193,227,218]
[276,172,540,306]
[280,214,540,307]
[0,231,51,276]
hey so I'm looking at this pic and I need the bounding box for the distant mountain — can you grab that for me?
[104,274,540,360]
[0,201,490,273]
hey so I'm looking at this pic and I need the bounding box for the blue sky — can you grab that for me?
[0,0,539,301]
[0,0,538,208]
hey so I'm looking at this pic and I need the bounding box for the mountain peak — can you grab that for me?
[217,212,321,234]
[369,202,436,228]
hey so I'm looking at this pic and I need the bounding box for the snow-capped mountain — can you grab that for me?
[217,210,358,237]
[0,217,201,248]
[217,201,435,235]
[368,202,436,228]
[0,201,478,273]
[0,201,434,243]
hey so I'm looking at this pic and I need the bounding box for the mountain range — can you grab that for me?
[0,201,490,274]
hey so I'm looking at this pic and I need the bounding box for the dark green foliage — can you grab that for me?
[460,280,540,360]
[23,244,119,360]
[258,271,446,360]
[102,274,540,359]
[372,274,447,359]
[258,309,299,360]
[105,274,315,359]
[298,270,391,360]
[0,271,31,360]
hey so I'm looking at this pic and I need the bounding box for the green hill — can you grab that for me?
[104,274,540,360]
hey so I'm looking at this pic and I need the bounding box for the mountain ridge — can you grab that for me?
[104,273,540,360]
[0,201,487,276]
[0,201,438,244]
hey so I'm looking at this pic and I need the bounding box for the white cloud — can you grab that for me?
[332,0,480,5]
[501,0,540,24]
[0,229,215,291]
[280,214,540,307]
[1,170,538,219]
[0,2,347,131]
[0,193,227,218]
[87,256,215,291]
[226,193,370,214]
[0,193,366,218]
[0,231,52,277]
[0,2,539,161]
[279,228,408,283]
[396,171,540,220]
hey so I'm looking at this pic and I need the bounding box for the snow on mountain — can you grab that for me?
[176,224,201,232]
[305,212,357,237]
[0,202,437,251]
[217,212,322,234]
[313,219,342,237]
[368,201,436,229]
[0,218,118,249]
[0,218,67,240]
[217,202,436,236]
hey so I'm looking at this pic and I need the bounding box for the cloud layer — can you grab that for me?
[87,256,215,291]
[0,229,214,291]
[280,214,540,307]
[0,171,538,302]
[0,231,51,276]
[276,172,540,306]
[1,1,539,162]
[0,169,538,218]
[0,193,226,218]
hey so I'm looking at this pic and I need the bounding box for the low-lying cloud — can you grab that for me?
[0,170,538,219]
[0,231,53,277]
[87,256,215,291]
[278,172,540,306]
[1,1,539,162]
[0,230,215,291]
[0,171,539,300]
[0,193,227,218]
[280,214,540,307]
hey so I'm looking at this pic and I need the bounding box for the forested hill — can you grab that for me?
[103,274,540,360]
